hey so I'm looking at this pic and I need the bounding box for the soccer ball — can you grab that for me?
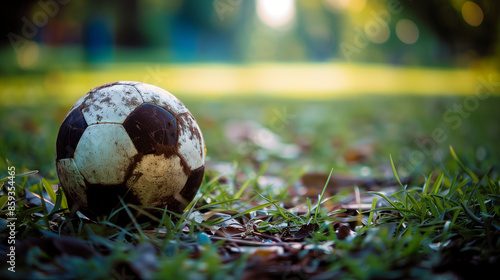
[55,81,205,220]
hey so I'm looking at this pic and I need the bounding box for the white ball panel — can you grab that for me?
[177,113,205,170]
[135,83,188,115]
[74,124,138,185]
[82,84,143,125]
[127,154,188,206]
[56,158,88,208]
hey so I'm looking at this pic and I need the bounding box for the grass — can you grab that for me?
[0,146,499,279]
[2,95,500,175]
[0,94,499,279]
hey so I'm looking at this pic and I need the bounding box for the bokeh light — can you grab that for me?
[396,19,419,44]
[364,21,390,44]
[256,0,296,29]
[324,0,350,11]
[461,1,483,27]
[17,41,39,69]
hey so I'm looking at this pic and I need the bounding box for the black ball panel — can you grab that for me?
[180,165,205,205]
[56,107,88,160]
[123,103,178,155]
[85,183,141,219]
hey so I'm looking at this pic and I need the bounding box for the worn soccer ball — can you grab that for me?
[55,81,205,220]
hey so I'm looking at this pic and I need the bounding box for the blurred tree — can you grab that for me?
[114,0,146,47]
[1,0,498,66]
[403,0,499,60]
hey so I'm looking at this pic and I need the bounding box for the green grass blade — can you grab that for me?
[267,194,289,219]
[49,191,64,216]
[314,168,333,223]
[475,191,487,214]
[450,146,479,183]
[232,200,279,220]
[57,187,69,212]
[367,197,377,227]
[0,170,38,184]
[0,196,8,210]
[478,171,495,195]
[406,192,421,213]
[390,154,404,188]
[42,178,57,203]
[196,198,240,211]
[354,185,361,212]
[452,177,469,199]
[234,179,251,200]
[183,192,203,213]
[255,191,301,222]
[461,202,482,225]
[366,191,419,219]
[428,200,440,218]
[446,172,459,198]
[307,197,312,218]
[423,173,432,194]
[431,195,444,216]
[431,173,445,194]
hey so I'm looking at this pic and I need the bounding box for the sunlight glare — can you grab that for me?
[256,0,296,29]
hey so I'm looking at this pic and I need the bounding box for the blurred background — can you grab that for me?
[1,0,499,181]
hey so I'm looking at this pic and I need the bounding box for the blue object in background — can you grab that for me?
[84,15,113,63]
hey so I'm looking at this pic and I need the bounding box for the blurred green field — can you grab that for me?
[1,63,496,106]
[2,63,499,179]
[1,91,499,180]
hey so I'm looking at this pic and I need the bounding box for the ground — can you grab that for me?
[1,94,499,279]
